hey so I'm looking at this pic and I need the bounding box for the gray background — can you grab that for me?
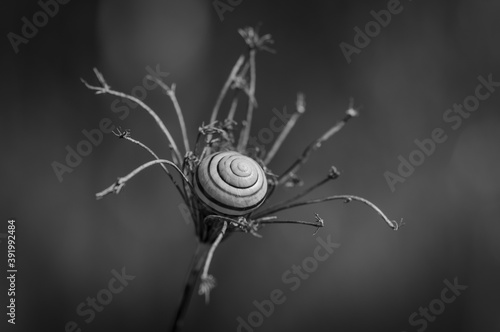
[1,0,499,331]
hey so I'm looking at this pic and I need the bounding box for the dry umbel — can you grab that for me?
[82,26,403,332]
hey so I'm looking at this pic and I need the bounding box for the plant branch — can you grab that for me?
[256,166,339,218]
[112,128,187,203]
[255,214,324,233]
[210,55,245,125]
[226,92,240,124]
[171,242,210,332]
[146,76,190,154]
[199,221,228,303]
[81,68,182,164]
[95,159,191,200]
[256,194,403,230]
[264,93,306,165]
[237,48,257,152]
[278,107,358,185]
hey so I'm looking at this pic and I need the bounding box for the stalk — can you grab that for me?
[171,242,210,332]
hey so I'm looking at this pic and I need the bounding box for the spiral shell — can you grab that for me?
[195,151,268,216]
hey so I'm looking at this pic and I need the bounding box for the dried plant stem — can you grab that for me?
[256,215,324,229]
[120,134,187,203]
[264,93,306,165]
[226,92,240,123]
[256,174,334,218]
[95,159,190,200]
[258,194,402,230]
[210,55,245,124]
[237,58,251,84]
[237,48,257,152]
[226,58,251,122]
[146,76,190,154]
[199,146,210,164]
[204,215,241,229]
[279,107,358,185]
[81,68,182,164]
[198,221,228,304]
[171,242,210,332]
[224,95,239,144]
[194,121,216,157]
[193,130,203,157]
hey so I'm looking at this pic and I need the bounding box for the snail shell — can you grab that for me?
[195,151,268,216]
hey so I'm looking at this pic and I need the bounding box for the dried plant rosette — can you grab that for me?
[82,26,403,332]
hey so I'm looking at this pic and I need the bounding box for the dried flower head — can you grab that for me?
[82,26,403,332]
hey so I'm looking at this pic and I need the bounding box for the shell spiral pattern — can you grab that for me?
[195,151,268,216]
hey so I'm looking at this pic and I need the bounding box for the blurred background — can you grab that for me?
[1,0,499,331]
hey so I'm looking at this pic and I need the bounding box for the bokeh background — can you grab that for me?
[1,0,500,331]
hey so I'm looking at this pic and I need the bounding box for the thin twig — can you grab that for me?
[146,76,190,154]
[199,145,209,163]
[264,93,306,165]
[204,215,244,229]
[81,68,182,164]
[226,92,240,123]
[256,194,403,230]
[199,221,228,303]
[225,59,250,122]
[237,60,251,84]
[194,129,204,157]
[194,121,218,158]
[171,243,210,332]
[256,166,339,218]
[278,107,358,185]
[205,215,264,237]
[95,159,191,200]
[256,214,324,230]
[113,129,187,203]
[237,48,257,152]
[210,55,246,125]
